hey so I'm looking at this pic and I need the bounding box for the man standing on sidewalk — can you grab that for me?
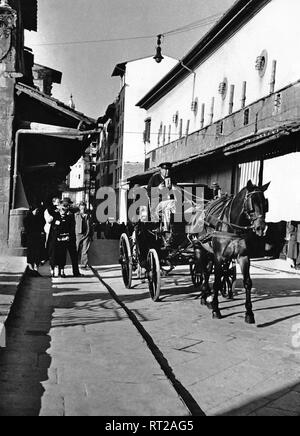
[61,197,82,277]
[75,202,93,270]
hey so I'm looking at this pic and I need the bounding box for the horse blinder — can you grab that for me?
[264,198,269,214]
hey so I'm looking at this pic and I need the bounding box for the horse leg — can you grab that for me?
[194,248,206,305]
[211,259,222,319]
[238,256,255,324]
[197,248,212,306]
[205,257,214,308]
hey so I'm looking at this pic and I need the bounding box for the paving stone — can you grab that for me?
[249,407,299,416]
[97,262,300,416]
[267,391,300,413]
[3,257,300,416]
[210,397,272,416]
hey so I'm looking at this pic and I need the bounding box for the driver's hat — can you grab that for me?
[158,162,173,169]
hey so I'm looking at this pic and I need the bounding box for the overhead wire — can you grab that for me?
[29,13,223,47]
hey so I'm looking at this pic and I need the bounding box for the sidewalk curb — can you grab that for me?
[0,265,28,348]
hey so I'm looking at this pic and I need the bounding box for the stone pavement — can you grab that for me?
[1,242,300,416]
[0,256,27,348]
[95,262,300,416]
[252,258,300,276]
[0,263,189,416]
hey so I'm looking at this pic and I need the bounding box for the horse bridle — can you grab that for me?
[243,190,267,225]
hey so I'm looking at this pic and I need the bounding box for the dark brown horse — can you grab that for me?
[195,180,270,324]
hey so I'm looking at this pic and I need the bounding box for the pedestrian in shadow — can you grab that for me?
[62,198,82,277]
[287,221,298,269]
[24,203,45,277]
[75,202,93,270]
[48,201,74,277]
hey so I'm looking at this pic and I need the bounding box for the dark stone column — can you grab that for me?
[0,75,15,254]
[0,2,18,254]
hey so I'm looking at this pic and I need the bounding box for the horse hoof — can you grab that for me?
[206,295,213,304]
[245,314,255,324]
[212,311,222,320]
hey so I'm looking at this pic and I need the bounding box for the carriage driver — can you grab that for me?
[146,161,183,248]
[147,162,176,224]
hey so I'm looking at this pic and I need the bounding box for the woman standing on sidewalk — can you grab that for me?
[75,202,94,270]
[48,202,74,278]
[286,221,299,269]
[23,204,45,277]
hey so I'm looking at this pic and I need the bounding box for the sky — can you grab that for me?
[25,0,235,119]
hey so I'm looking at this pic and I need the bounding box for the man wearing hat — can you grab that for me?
[60,197,82,277]
[147,162,173,198]
[147,162,173,217]
[147,162,178,228]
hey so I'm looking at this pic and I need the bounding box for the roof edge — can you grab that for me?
[16,83,96,125]
[137,0,271,109]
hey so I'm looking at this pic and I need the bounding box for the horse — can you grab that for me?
[194,180,270,324]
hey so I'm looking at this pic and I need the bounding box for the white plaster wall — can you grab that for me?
[122,56,178,163]
[146,0,300,153]
[263,153,300,221]
[69,157,85,189]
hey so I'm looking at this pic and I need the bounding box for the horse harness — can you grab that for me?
[198,189,267,245]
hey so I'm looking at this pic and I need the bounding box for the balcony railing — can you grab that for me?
[146,79,300,168]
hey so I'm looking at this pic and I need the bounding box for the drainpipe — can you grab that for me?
[12,128,97,209]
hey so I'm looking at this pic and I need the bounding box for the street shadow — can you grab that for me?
[0,272,25,296]
[0,272,53,417]
[51,285,131,328]
[0,272,25,276]
[218,381,300,416]
[215,277,300,326]
[160,285,200,302]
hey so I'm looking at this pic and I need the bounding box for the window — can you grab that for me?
[216,121,224,137]
[152,149,156,163]
[108,174,113,185]
[163,126,166,146]
[168,125,171,143]
[144,118,151,143]
[158,122,163,146]
[244,108,250,126]
[179,119,183,139]
[274,93,282,114]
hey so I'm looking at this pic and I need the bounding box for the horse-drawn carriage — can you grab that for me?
[119,182,237,302]
[119,178,278,325]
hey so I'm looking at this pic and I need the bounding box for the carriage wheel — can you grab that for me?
[220,275,232,298]
[229,262,237,299]
[147,249,161,302]
[190,263,203,288]
[119,233,133,289]
[220,262,236,299]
